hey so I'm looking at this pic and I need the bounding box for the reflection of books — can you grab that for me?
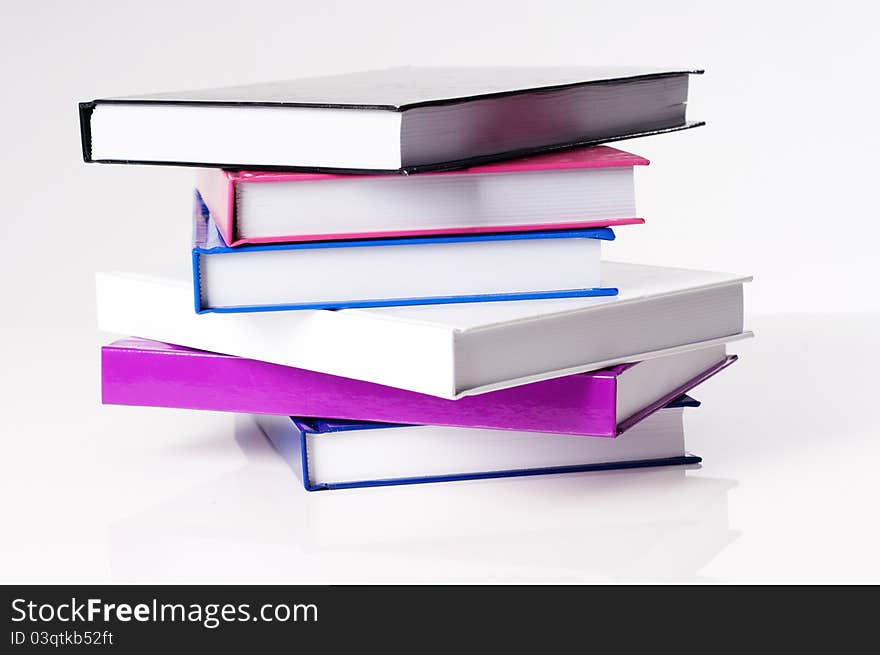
[108,416,738,583]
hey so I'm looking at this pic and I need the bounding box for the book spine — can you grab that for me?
[195,170,236,246]
[101,343,621,436]
[78,102,95,162]
[191,250,205,313]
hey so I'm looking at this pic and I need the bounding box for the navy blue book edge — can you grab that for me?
[191,192,619,313]
[265,395,701,491]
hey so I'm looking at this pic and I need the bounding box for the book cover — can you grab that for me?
[101,337,737,437]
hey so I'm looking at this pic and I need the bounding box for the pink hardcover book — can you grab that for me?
[196,145,648,246]
[101,338,736,437]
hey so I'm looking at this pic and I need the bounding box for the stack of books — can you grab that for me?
[80,66,752,491]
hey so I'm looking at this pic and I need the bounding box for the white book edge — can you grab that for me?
[457,332,752,398]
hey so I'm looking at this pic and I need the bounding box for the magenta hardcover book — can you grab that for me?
[102,338,736,437]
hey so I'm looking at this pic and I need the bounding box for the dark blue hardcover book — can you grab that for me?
[255,396,701,491]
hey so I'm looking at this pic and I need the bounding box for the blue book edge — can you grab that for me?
[292,395,700,491]
[300,446,702,492]
[191,191,619,313]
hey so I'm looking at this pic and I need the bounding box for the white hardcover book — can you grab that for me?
[96,262,752,400]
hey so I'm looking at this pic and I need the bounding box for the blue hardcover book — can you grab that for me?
[254,396,701,491]
[191,193,618,313]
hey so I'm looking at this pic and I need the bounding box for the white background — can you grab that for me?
[1,1,879,583]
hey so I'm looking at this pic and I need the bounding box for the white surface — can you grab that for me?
[235,167,636,238]
[262,407,686,486]
[2,315,880,583]
[97,264,748,399]
[90,104,404,170]
[200,234,602,307]
[2,0,879,583]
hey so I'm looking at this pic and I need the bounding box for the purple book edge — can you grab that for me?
[615,354,737,435]
[101,339,735,437]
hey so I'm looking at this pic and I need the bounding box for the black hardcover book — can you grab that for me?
[79,66,703,174]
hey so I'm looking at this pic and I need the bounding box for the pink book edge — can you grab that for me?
[196,145,649,246]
